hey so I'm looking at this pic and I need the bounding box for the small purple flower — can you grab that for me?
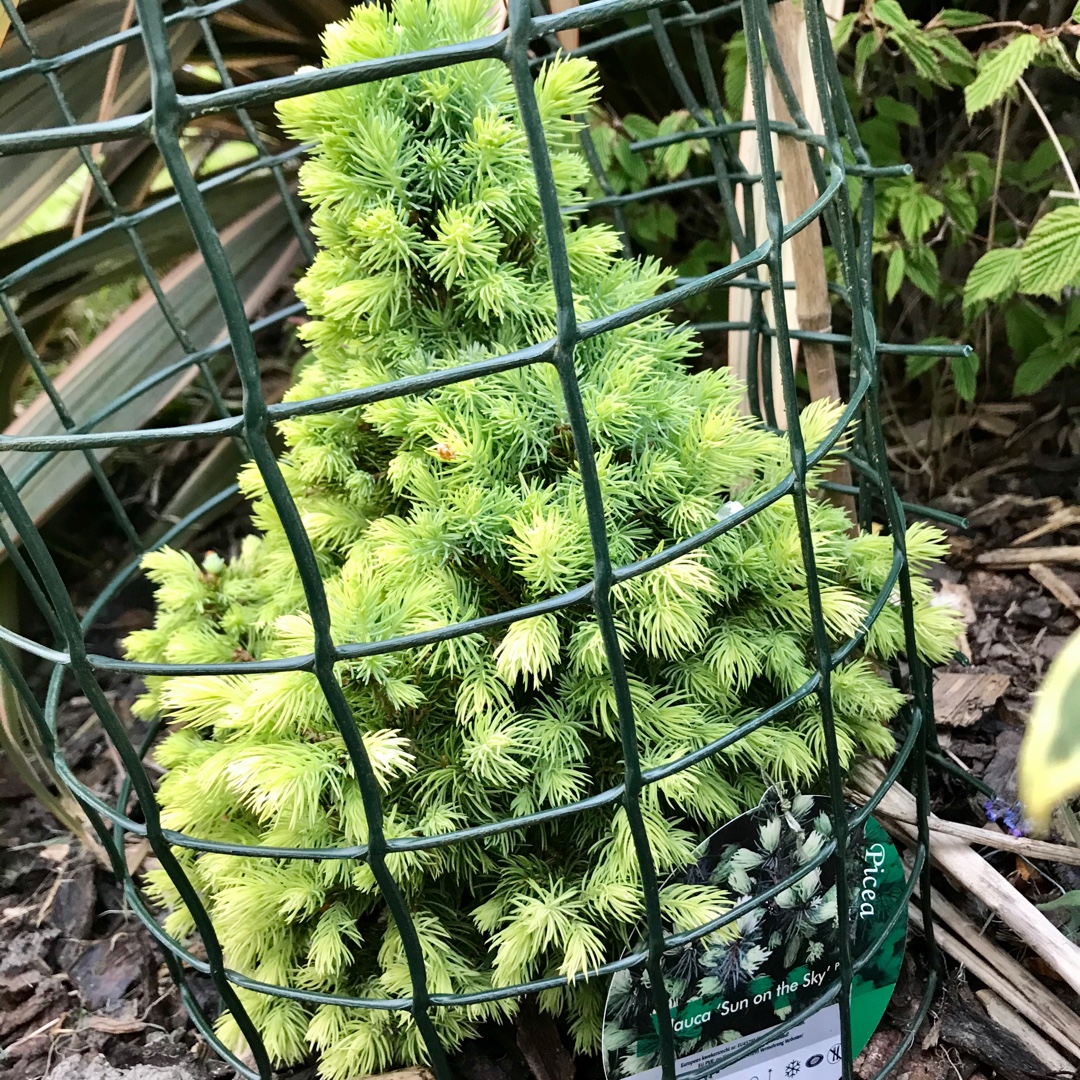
[984,796,1028,837]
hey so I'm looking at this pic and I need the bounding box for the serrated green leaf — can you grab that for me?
[872,0,915,31]
[656,203,678,243]
[621,113,658,142]
[1005,301,1052,359]
[935,9,990,27]
[1039,36,1080,77]
[963,247,1022,312]
[1066,298,1080,337]
[876,96,921,126]
[859,116,903,165]
[1019,206,1080,298]
[854,30,882,93]
[950,351,979,400]
[926,28,976,69]
[612,135,649,188]
[905,352,941,379]
[886,247,906,301]
[942,184,978,237]
[587,122,617,172]
[894,29,948,85]
[832,12,857,52]
[1073,0,1080,22]
[1021,135,1078,185]
[630,203,659,244]
[723,31,747,117]
[965,34,1040,116]
[1013,340,1080,395]
[1019,629,1080,832]
[898,189,945,242]
[657,110,693,137]
[904,244,941,297]
[658,140,691,181]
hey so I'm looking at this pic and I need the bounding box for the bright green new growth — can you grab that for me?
[125,2,960,1076]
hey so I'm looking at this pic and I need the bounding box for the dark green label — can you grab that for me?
[602,792,907,1080]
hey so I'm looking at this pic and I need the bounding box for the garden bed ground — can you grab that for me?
[3,406,1080,1080]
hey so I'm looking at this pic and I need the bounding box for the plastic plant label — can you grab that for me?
[602,791,907,1080]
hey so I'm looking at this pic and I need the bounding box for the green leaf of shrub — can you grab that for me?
[1021,135,1079,186]
[1012,339,1080,395]
[876,96,920,126]
[832,12,857,52]
[950,351,979,400]
[904,244,941,297]
[723,31,747,116]
[894,32,948,86]
[898,189,945,242]
[927,29,976,70]
[1019,206,1080,299]
[886,247,906,301]
[905,353,940,379]
[963,247,1021,313]
[621,113,658,141]
[1019,629,1080,832]
[854,31,882,92]
[1006,300,1052,359]
[872,0,915,31]
[964,33,1040,116]
[659,141,691,181]
[936,10,990,27]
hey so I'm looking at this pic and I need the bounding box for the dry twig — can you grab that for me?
[1029,563,1080,618]
[852,763,1080,995]
[976,546,1080,568]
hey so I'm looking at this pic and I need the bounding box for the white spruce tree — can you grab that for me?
[125,2,960,1075]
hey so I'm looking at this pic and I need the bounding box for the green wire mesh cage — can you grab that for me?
[0,1,970,1078]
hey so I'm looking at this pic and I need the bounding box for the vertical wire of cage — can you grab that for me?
[0,1,969,1078]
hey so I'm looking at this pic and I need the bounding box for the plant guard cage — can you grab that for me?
[0,1,969,1078]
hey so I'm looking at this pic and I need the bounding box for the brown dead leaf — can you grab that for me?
[124,838,152,876]
[933,672,1010,727]
[1013,855,1041,884]
[38,843,70,865]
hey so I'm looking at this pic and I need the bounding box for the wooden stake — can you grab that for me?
[729,0,844,429]
[767,1,854,514]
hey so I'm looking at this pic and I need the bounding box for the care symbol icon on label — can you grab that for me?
[805,1055,824,1069]
[786,1061,801,1077]
[827,1046,842,1065]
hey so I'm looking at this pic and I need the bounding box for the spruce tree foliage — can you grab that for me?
[124,1,960,1075]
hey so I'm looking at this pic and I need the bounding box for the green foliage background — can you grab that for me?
[585,1,1080,407]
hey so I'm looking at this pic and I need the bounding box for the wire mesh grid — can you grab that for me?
[0,1,969,1077]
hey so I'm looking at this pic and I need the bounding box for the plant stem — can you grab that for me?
[1017,76,1080,199]
[987,96,1010,253]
